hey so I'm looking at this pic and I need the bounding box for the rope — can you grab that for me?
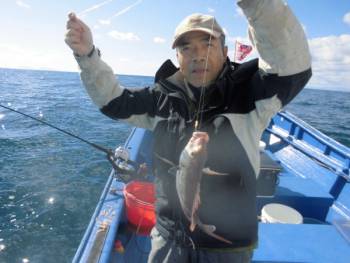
[194,17,216,131]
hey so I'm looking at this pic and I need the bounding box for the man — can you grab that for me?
[65,0,311,262]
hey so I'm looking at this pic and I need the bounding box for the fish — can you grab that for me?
[175,131,232,244]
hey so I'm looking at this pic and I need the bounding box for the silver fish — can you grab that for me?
[176,132,232,244]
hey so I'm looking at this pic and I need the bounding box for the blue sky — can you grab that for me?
[1,0,350,92]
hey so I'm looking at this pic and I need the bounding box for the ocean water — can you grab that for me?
[0,67,349,263]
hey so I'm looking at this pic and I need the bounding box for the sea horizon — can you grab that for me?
[1,66,349,94]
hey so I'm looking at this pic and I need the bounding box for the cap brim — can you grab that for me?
[172,28,221,49]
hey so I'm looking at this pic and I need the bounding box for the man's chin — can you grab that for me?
[188,79,212,88]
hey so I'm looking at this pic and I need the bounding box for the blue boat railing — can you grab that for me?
[268,111,350,181]
[72,127,138,263]
[72,170,116,263]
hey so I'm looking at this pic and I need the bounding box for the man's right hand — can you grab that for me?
[65,12,94,57]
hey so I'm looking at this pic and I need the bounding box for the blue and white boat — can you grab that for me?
[72,110,350,263]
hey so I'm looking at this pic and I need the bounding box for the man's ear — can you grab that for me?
[223,45,228,57]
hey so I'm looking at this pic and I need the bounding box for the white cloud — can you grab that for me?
[207,7,215,13]
[94,34,102,40]
[225,34,350,92]
[0,44,77,72]
[16,0,30,9]
[98,19,111,25]
[108,30,140,41]
[110,58,161,76]
[343,12,350,26]
[119,58,131,62]
[308,34,350,91]
[153,37,166,44]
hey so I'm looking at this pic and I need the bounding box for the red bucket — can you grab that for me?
[123,181,156,235]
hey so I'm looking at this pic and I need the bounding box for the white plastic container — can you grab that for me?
[261,203,303,224]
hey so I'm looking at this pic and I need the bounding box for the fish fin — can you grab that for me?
[190,188,201,232]
[168,166,178,176]
[189,206,199,232]
[154,152,176,166]
[200,223,232,244]
[196,189,201,206]
[201,223,216,233]
[207,231,233,244]
[154,152,178,175]
[190,220,196,232]
[202,167,229,176]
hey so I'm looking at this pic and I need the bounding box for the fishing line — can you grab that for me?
[194,15,216,131]
[0,103,113,157]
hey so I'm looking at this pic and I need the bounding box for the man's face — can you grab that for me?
[176,31,227,87]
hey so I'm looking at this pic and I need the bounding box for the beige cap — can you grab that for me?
[172,13,225,49]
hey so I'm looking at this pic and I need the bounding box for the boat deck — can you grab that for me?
[73,111,350,263]
[107,222,350,263]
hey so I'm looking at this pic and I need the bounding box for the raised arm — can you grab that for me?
[64,13,158,129]
[236,0,312,118]
[237,0,311,76]
[64,12,124,108]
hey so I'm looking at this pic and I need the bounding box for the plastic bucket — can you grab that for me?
[123,181,156,235]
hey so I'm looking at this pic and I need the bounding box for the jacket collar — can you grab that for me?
[154,58,234,106]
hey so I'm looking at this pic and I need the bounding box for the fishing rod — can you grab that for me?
[0,103,111,154]
[0,103,138,178]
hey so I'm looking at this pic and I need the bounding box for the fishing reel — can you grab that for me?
[106,146,134,178]
[113,146,136,175]
[107,146,149,182]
